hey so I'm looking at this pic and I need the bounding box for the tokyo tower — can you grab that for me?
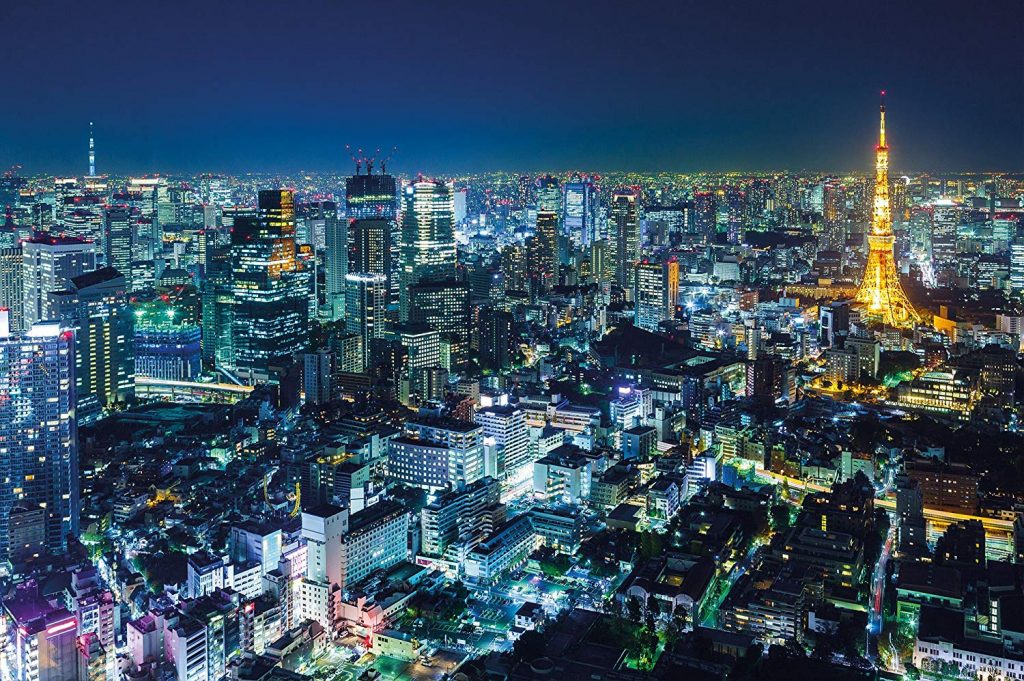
[854,93,920,328]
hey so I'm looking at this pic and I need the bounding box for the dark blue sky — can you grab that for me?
[3,0,1021,175]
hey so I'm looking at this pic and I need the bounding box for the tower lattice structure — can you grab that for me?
[854,93,920,328]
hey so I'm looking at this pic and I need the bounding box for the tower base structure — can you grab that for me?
[854,233,920,328]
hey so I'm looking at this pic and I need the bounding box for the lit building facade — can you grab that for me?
[0,314,78,561]
[399,180,456,321]
[230,190,309,380]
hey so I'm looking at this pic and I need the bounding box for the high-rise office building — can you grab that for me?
[407,279,469,363]
[202,245,234,367]
[724,186,745,245]
[22,234,97,329]
[0,247,23,333]
[308,201,344,321]
[53,177,80,226]
[0,313,78,561]
[346,171,398,221]
[530,175,560,294]
[344,273,387,371]
[476,404,530,496]
[1010,229,1024,296]
[104,206,134,289]
[230,190,309,380]
[301,350,332,406]
[478,307,514,371]
[347,169,398,310]
[500,244,528,293]
[0,174,26,220]
[47,267,134,422]
[63,197,105,253]
[693,191,717,244]
[390,322,441,404]
[611,189,640,286]
[563,178,598,247]
[348,218,392,286]
[633,259,677,332]
[822,181,846,251]
[399,180,456,321]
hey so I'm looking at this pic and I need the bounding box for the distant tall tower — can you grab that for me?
[88,122,96,177]
[611,188,640,286]
[854,93,920,328]
[529,175,560,293]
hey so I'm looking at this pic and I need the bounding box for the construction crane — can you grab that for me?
[378,146,398,175]
[345,145,366,175]
[344,145,397,175]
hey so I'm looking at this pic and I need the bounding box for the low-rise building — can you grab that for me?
[528,506,584,554]
[464,515,539,584]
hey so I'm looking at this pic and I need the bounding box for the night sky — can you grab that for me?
[3,0,1022,175]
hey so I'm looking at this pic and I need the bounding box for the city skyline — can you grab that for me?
[2,0,1021,175]
[4,4,1024,681]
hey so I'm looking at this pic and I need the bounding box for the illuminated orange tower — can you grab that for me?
[854,92,920,328]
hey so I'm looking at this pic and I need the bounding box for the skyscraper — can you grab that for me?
[47,267,134,422]
[563,178,598,247]
[309,201,345,322]
[345,272,388,371]
[633,259,676,332]
[0,312,78,561]
[854,95,920,328]
[53,177,80,227]
[611,188,640,286]
[0,173,26,221]
[346,171,398,220]
[22,234,97,329]
[1010,226,1024,296]
[399,179,456,321]
[822,181,846,251]
[0,247,23,333]
[407,279,470,363]
[348,218,392,290]
[530,175,560,294]
[391,321,442,404]
[724,186,745,245]
[134,304,202,382]
[104,206,133,289]
[202,245,234,368]
[693,191,717,244]
[230,190,309,380]
[347,169,398,310]
[479,307,514,371]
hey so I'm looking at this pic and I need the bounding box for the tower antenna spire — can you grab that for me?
[878,90,887,150]
[88,122,96,177]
